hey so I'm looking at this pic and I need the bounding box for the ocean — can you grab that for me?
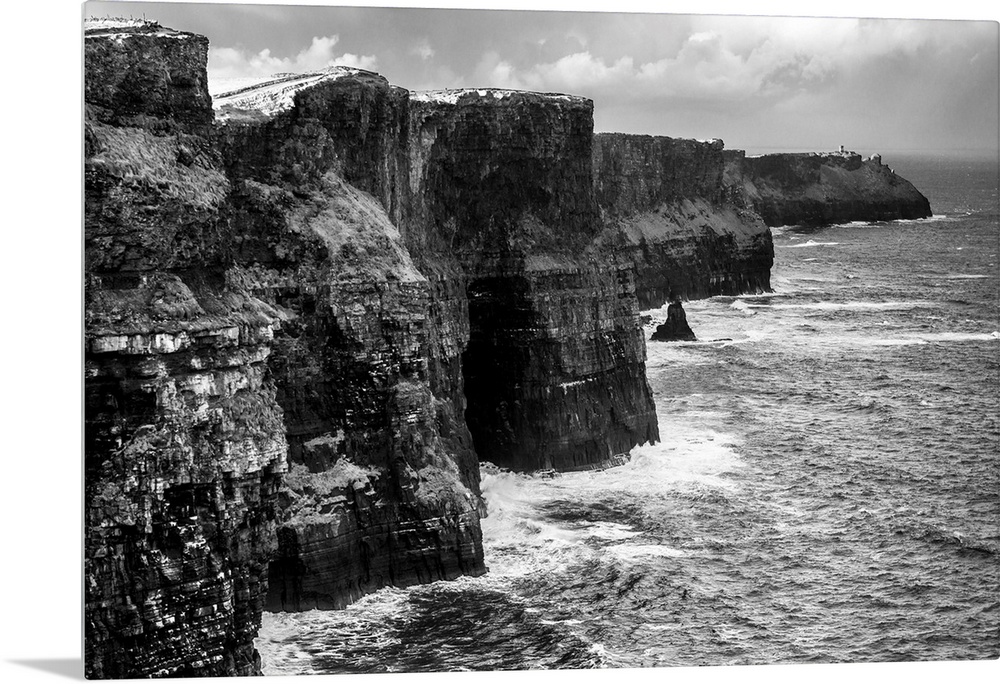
[256,152,999,674]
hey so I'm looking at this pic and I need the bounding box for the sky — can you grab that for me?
[84,1,999,156]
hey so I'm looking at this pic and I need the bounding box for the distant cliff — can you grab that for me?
[593,133,773,305]
[728,149,933,226]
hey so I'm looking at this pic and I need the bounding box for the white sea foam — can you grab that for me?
[814,331,999,348]
[642,623,685,631]
[584,522,643,540]
[780,240,841,248]
[729,299,755,315]
[607,544,688,560]
[748,300,930,312]
[894,214,957,224]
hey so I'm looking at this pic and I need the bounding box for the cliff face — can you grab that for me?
[733,150,933,226]
[408,92,659,472]
[215,73,488,611]
[593,133,774,306]
[85,22,213,128]
[85,23,286,678]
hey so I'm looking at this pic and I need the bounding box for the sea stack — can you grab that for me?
[651,298,698,342]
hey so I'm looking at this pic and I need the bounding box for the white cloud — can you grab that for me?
[469,16,953,106]
[208,35,378,80]
[412,40,435,61]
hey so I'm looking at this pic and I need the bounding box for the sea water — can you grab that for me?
[256,153,999,673]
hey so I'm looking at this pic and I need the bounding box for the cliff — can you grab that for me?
[215,71,486,613]
[593,133,774,305]
[406,90,659,472]
[85,23,658,678]
[84,21,286,678]
[731,150,933,226]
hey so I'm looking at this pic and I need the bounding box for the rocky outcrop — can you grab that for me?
[593,133,774,306]
[650,300,697,342]
[84,21,213,128]
[731,149,933,226]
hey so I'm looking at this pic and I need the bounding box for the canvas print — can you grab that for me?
[82,0,999,678]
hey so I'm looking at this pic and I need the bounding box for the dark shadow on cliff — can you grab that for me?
[7,658,83,680]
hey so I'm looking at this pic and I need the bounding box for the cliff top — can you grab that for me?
[745,149,861,160]
[213,66,387,120]
[84,17,196,40]
[411,88,589,106]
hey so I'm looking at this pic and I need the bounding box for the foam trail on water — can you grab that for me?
[780,240,841,248]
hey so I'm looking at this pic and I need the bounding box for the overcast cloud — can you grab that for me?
[85,1,998,155]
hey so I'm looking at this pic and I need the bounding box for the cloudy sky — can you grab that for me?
[85,1,998,156]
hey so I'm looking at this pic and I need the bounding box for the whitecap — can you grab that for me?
[748,300,929,312]
[729,300,755,316]
[585,522,643,541]
[608,544,688,560]
[780,240,841,248]
[814,331,999,348]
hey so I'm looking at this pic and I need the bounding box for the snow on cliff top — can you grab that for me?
[411,88,587,105]
[84,17,192,38]
[212,67,373,120]
[85,17,152,30]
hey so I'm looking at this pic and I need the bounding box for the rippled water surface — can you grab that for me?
[257,154,999,673]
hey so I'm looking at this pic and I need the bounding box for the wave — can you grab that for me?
[917,527,1000,557]
[894,214,960,224]
[607,543,688,560]
[729,299,754,315]
[747,300,930,312]
[476,419,744,579]
[810,331,999,348]
[779,240,841,248]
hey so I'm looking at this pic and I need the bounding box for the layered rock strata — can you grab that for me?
[85,21,286,678]
[407,91,659,472]
[207,73,489,610]
[593,133,774,306]
[730,149,933,226]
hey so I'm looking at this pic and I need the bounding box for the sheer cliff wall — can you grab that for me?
[407,92,659,472]
[85,23,286,678]
[215,72,486,613]
[593,133,774,306]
